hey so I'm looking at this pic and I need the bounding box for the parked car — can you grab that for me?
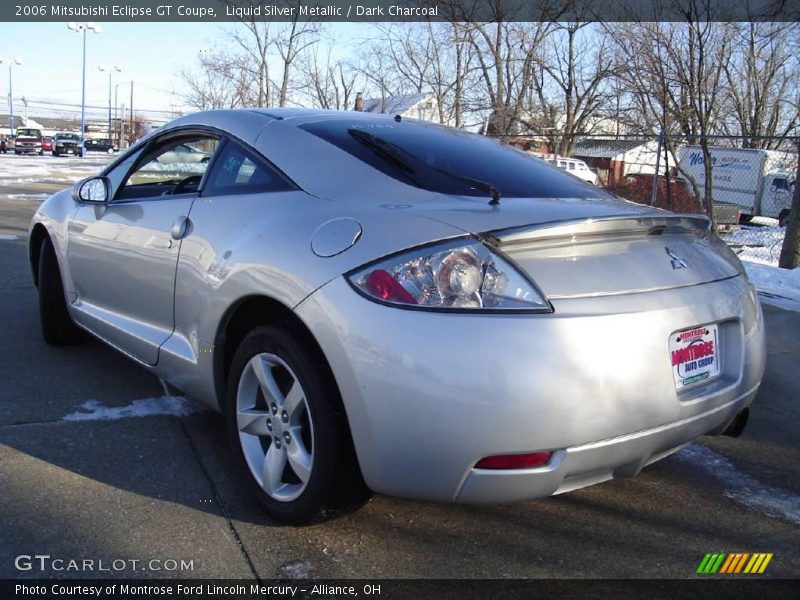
[29,109,765,524]
[545,156,598,184]
[41,136,53,153]
[52,133,80,156]
[154,141,210,164]
[84,138,118,153]
[4,136,15,153]
[14,128,43,155]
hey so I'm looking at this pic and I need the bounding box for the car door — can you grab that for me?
[167,138,309,399]
[67,131,220,365]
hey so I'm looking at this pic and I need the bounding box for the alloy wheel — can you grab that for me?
[235,353,314,502]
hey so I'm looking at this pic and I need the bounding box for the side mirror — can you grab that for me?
[75,177,110,203]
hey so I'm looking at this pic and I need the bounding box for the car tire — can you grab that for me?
[225,325,369,524]
[39,150,43,156]
[52,151,58,157]
[38,237,84,345]
[739,214,753,223]
[778,209,790,228]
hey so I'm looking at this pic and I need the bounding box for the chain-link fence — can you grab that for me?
[525,134,798,267]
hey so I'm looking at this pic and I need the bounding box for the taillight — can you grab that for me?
[348,239,551,312]
[365,269,418,304]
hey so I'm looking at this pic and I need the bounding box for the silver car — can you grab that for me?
[29,109,765,523]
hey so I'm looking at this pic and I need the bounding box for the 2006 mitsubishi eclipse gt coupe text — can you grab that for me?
[29,109,765,523]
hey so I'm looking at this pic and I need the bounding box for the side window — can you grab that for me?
[104,147,145,197]
[567,162,576,171]
[772,178,788,191]
[204,141,293,196]
[117,135,219,200]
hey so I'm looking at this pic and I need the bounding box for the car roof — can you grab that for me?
[169,107,421,131]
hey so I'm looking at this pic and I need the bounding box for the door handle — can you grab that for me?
[170,216,190,240]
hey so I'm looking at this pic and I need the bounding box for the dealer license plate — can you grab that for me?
[669,324,721,390]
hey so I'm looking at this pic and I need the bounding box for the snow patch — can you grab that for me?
[675,444,800,525]
[743,262,800,311]
[23,117,45,130]
[723,219,786,266]
[63,396,205,422]
[0,234,18,240]
[278,560,315,579]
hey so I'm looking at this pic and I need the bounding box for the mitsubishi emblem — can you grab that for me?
[665,247,689,270]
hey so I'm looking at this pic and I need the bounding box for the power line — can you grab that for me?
[23,98,179,116]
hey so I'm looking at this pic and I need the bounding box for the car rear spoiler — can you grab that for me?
[483,214,712,248]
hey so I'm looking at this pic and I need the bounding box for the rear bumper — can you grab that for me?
[297,274,766,503]
[456,385,757,502]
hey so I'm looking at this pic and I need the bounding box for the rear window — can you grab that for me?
[300,119,608,199]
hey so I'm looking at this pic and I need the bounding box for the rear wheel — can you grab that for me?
[38,237,83,345]
[226,325,369,524]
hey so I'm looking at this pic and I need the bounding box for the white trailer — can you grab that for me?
[678,146,796,223]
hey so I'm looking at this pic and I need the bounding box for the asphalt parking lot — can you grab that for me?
[0,154,799,580]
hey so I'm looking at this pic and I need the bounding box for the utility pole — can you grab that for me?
[120,102,126,148]
[67,22,102,156]
[114,83,119,146]
[129,80,133,142]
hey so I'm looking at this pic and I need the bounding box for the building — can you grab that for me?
[571,139,677,186]
[354,92,441,123]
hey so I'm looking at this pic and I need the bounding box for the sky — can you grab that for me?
[0,22,364,123]
[0,23,230,120]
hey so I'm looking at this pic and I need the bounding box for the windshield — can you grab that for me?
[301,119,609,199]
[57,134,79,141]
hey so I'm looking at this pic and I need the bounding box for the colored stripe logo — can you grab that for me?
[697,553,773,574]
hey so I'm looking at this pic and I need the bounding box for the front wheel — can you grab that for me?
[38,237,84,345]
[226,325,368,524]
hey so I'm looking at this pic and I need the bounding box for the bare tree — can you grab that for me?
[297,43,361,110]
[607,14,735,218]
[225,2,275,106]
[464,20,552,136]
[779,146,800,269]
[178,50,250,110]
[355,22,475,126]
[531,22,613,155]
[274,9,322,107]
[721,22,799,148]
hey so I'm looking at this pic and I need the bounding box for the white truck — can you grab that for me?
[678,146,796,225]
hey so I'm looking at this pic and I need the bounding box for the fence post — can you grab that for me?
[650,128,664,206]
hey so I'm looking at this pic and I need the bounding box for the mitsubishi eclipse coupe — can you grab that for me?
[29,109,765,523]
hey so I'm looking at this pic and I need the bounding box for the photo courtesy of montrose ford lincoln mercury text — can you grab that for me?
[28,109,766,523]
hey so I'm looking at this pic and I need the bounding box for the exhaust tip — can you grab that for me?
[722,407,749,438]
